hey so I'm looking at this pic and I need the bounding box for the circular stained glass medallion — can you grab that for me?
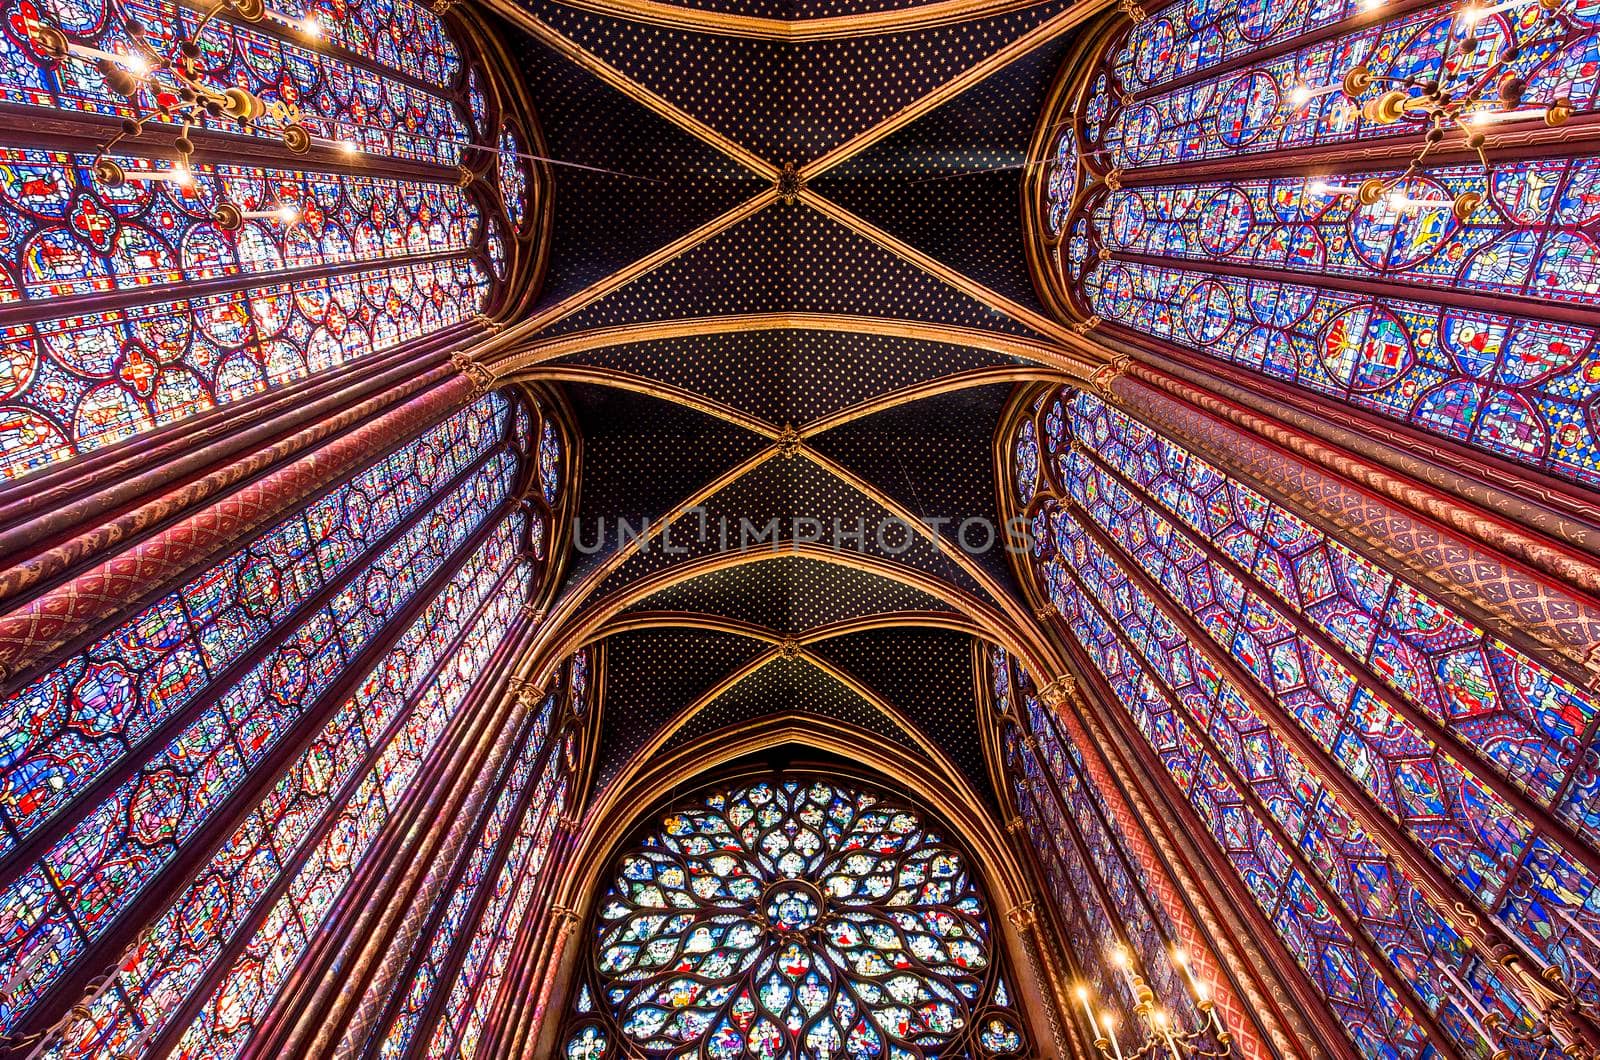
[574,777,1025,1059]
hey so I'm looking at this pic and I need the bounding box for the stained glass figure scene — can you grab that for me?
[1043,0,1600,487]
[562,777,1028,1059]
[1014,380,1600,1059]
[0,0,530,483]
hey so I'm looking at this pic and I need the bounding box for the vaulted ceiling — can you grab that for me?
[477,0,1108,810]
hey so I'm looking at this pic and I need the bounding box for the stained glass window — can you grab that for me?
[0,0,530,484]
[0,393,506,853]
[1013,383,1600,1058]
[1039,0,1600,487]
[560,777,1028,1059]
[0,416,520,1035]
[48,510,534,1060]
[498,125,531,232]
[7,384,570,1051]
[989,647,1216,1045]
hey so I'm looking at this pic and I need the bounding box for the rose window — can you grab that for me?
[562,777,1028,1059]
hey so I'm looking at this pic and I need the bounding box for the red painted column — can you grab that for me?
[0,371,475,690]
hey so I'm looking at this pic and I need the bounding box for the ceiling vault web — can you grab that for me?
[512,366,786,437]
[458,0,1108,815]
[798,190,1088,343]
[795,3,1105,177]
[522,544,1058,690]
[522,0,1058,41]
[603,640,964,787]
[477,191,778,352]
[491,7,782,177]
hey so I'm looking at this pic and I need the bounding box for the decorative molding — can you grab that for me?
[1088,354,1131,401]
[798,3,1110,180]
[777,161,802,205]
[1006,899,1040,931]
[775,425,803,459]
[488,314,1100,382]
[510,0,1058,40]
[1038,675,1076,708]
[479,8,779,180]
[450,351,495,395]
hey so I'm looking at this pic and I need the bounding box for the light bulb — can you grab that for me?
[301,14,321,35]
[121,50,150,76]
[276,205,301,224]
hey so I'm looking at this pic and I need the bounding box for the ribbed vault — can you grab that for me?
[467,0,1115,822]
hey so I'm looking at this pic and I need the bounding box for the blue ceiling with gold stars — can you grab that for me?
[493,0,1086,807]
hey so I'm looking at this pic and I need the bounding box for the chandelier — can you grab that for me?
[1296,0,1578,219]
[1076,945,1231,1060]
[18,0,341,230]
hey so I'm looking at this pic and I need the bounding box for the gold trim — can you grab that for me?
[536,0,1056,41]
[485,313,1101,378]
[558,717,1039,908]
[798,2,1111,179]
[518,543,1066,702]
[484,8,780,180]
[512,365,784,438]
[598,609,984,644]
[800,191,1101,350]
[799,447,1058,662]
[799,365,1074,436]
[1020,15,1125,326]
[474,191,778,359]
[554,445,781,621]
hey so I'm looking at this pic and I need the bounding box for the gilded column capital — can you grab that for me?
[1006,900,1040,931]
[450,351,495,395]
[1089,355,1132,402]
[1039,676,1077,708]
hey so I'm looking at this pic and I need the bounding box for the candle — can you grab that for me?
[1103,1012,1125,1060]
[1171,945,1207,1006]
[1077,984,1107,1043]
[125,164,196,187]
[1111,946,1139,994]
[64,42,151,74]
[1289,82,1343,107]
[310,135,361,155]
[1464,105,1551,125]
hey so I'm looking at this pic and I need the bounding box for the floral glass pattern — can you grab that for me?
[1042,0,1600,488]
[570,777,1026,1060]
